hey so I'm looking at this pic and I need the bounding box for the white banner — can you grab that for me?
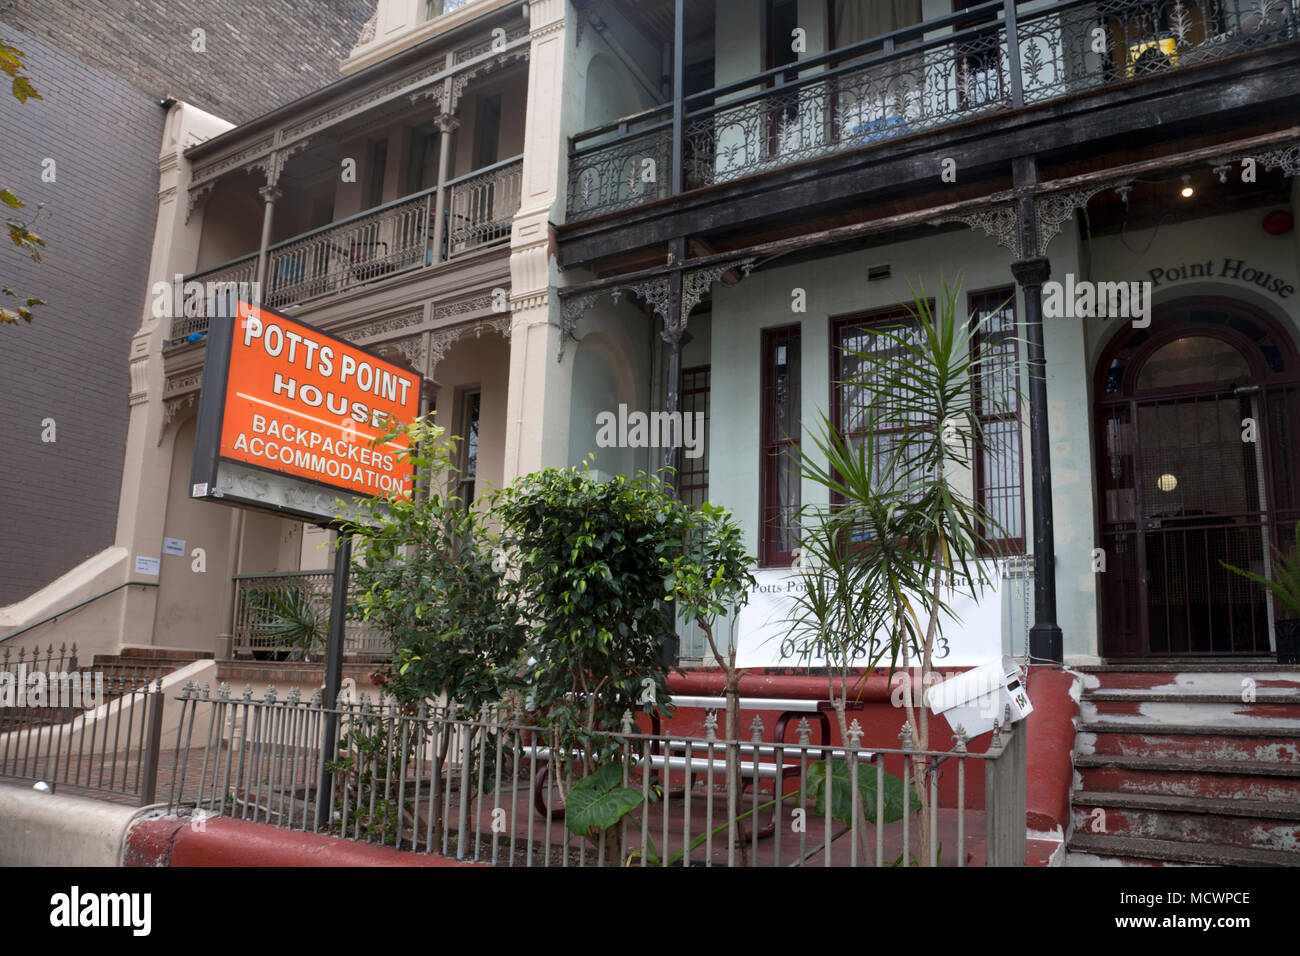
[733,565,1003,669]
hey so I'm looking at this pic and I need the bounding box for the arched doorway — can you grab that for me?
[1094,297,1300,657]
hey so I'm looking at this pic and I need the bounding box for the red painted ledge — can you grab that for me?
[668,664,1078,839]
[125,816,487,867]
[1022,666,1078,835]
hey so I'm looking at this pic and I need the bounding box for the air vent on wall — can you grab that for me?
[868,264,891,282]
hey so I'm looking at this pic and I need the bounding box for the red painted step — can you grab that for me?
[1083,696,1300,723]
[1070,666,1300,866]
[1078,725,1300,764]
[1076,759,1300,802]
[1071,792,1300,854]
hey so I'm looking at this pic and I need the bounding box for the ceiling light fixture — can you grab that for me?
[1180,174,1194,198]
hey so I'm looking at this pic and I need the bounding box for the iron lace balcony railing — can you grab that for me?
[173,155,523,341]
[566,0,1300,220]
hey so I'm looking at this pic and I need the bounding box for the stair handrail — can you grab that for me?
[1,580,160,644]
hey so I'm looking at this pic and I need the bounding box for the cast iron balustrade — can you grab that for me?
[171,155,523,343]
[446,156,524,257]
[233,571,388,660]
[566,0,1299,221]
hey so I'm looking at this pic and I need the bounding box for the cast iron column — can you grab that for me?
[662,237,686,492]
[671,0,684,195]
[1013,157,1064,664]
[254,184,280,292]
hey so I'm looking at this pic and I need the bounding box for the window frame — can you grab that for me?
[827,294,1025,556]
[760,325,802,568]
[679,365,712,510]
[455,387,481,511]
[828,301,934,511]
[967,286,1026,556]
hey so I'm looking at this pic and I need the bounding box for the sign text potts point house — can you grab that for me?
[189,301,422,523]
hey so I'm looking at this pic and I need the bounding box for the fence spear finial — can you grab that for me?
[750,715,765,743]
[620,709,635,735]
[952,726,968,753]
[847,719,863,748]
[796,717,812,746]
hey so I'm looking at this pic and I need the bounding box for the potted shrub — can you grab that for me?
[1220,519,1300,664]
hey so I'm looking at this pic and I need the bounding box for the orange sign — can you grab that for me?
[218,302,420,499]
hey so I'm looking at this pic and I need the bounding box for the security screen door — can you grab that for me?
[1096,305,1298,658]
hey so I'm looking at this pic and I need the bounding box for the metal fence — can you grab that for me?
[0,648,165,804]
[232,571,388,659]
[567,0,1299,219]
[167,684,1026,866]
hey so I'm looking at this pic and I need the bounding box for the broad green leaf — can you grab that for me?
[807,758,918,826]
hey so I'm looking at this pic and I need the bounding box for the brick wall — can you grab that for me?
[0,27,164,604]
[3,0,375,125]
[0,3,375,606]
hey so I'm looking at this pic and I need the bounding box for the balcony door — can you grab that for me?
[1095,299,1300,657]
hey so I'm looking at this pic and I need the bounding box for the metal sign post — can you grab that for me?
[315,529,352,830]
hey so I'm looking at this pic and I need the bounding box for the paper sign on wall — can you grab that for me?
[135,556,161,576]
[162,537,186,556]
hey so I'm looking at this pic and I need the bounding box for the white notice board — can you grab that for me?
[733,565,1003,669]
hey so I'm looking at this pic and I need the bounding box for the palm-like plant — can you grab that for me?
[784,279,1022,863]
[1220,520,1300,621]
[261,586,329,662]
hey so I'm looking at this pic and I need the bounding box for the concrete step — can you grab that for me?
[1072,790,1300,854]
[1076,755,1300,802]
[1067,832,1300,866]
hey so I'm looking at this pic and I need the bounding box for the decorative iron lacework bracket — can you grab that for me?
[930,180,1133,259]
[929,203,1021,257]
[557,292,602,362]
[1032,178,1133,257]
[1211,141,1300,183]
[425,316,511,377]
[556,259,754,362]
